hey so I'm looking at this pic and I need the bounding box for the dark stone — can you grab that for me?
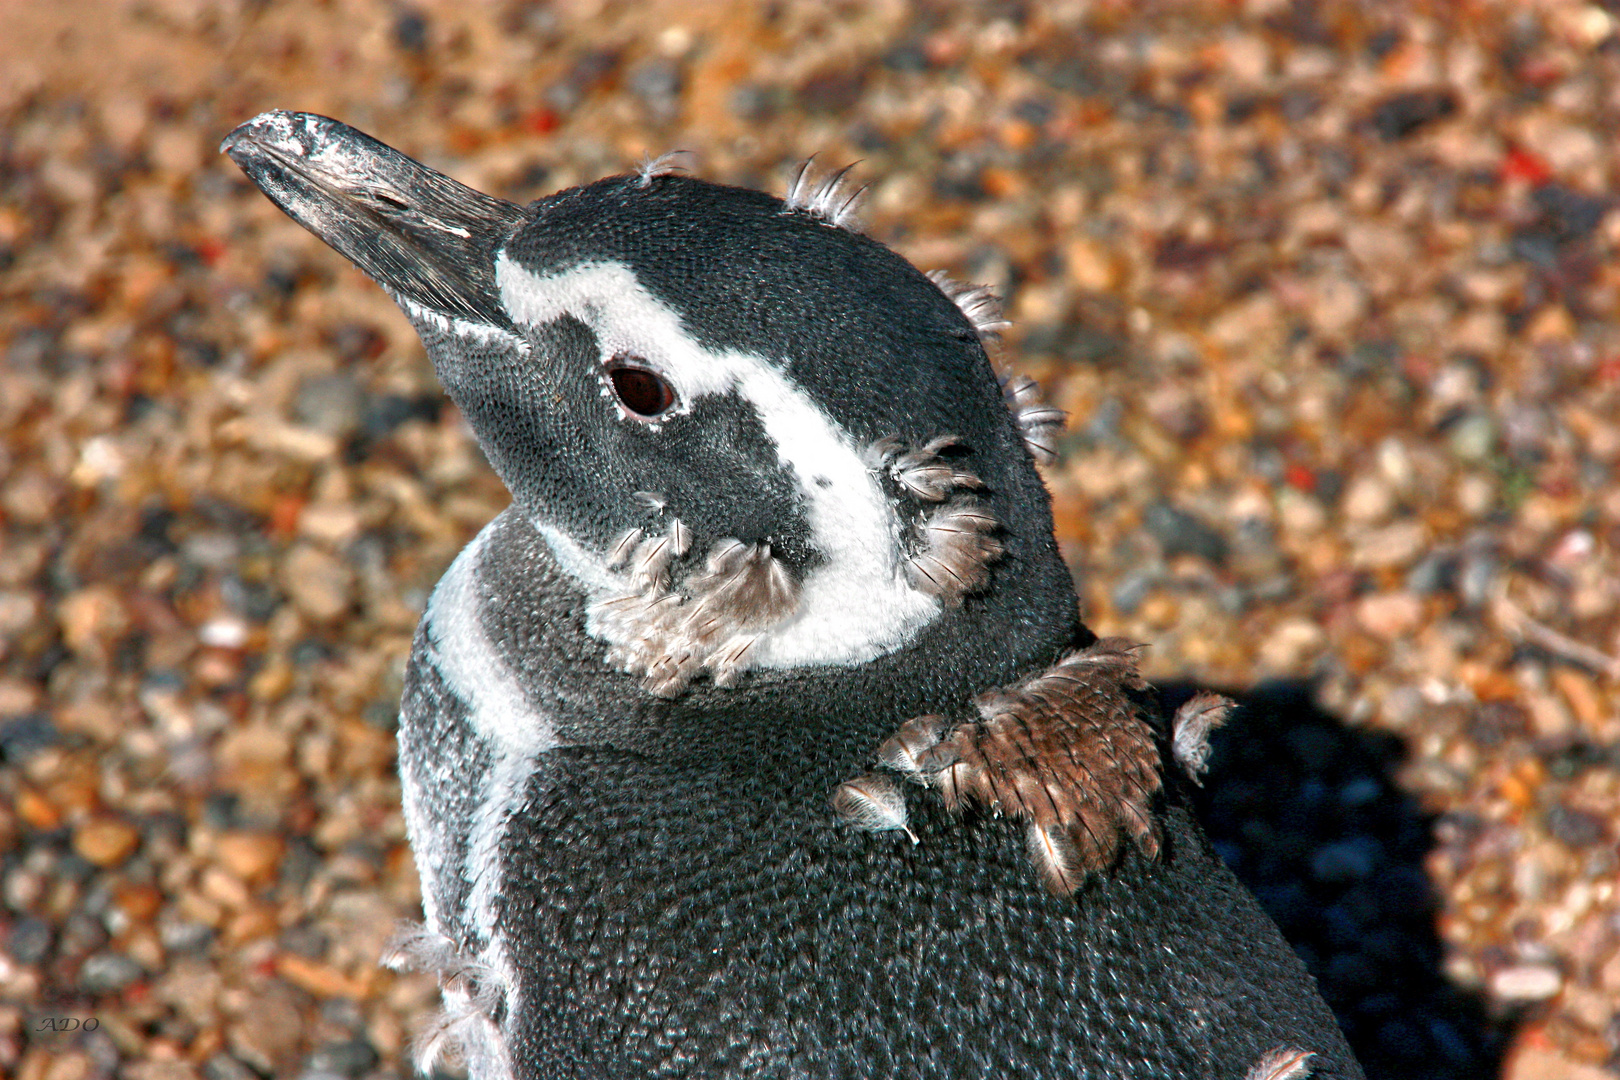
[1406,551,1458,595]
[61,909,110,955]
[361,392,441,439]
[728,84,778,123]
[363,701,399,731]
[0,713,59,764]
[797,66,867,113]
[202,792,240,831]
[159,918,214,954]
[280,836,322,892]
[882,42,930,73]
[1374,1016,1429,1060]
[1324,950,1381,994]
[203,1054,259,1080]
[221,573,279,622]
[280,923,331,960]
[8,915,54,965]
[393,8,428,53]
[1369,89,1457,140]
[79,951,144,994]
[1143,501,1229,565]
[546,50,621,113]
[1545,805,1607,847]
[627,57,683,119]
[1532,183,1610,243]
[306,1039,380,1078]
[1284,723,1340,771]
[1367,27,1403,61]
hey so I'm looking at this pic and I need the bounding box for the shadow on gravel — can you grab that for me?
[1158,680,1513,1080]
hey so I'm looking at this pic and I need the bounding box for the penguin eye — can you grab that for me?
[606,356,677,419]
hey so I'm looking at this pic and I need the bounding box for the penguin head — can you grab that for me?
[224,111,1073,696]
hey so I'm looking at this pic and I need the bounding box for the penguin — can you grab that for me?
[222,110,1364,1080]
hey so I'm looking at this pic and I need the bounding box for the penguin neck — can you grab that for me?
[446,507,1085,794]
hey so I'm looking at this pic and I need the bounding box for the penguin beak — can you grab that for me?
[222,110,527,327]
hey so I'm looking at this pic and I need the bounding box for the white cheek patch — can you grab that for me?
[495,255,942,671]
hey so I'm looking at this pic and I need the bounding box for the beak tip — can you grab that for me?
[219,109,313,162]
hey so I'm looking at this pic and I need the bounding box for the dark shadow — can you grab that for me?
[1156,680,1513,1080]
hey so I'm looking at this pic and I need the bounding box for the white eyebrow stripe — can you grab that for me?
[495,255,941,669]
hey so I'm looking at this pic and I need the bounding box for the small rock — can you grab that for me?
[8,915,54,964]
[1110,569,1157,615]
[1532,183,1610,243]
[226,982,306,1074]
[1355,592,1423,640]
[1405,551,1457,595]
[627,56,683,120]
[1544,806,1607,848]
[1259,618,1326,672]
[1340,474,1395,524]
[0,713,59,764]
[198,618,249,649]
[1368,88,1458,140]
[1504,1046,1616,1080]
[203,1055,258,1080]
[305,1038,379,1078]
[1351,521,1427,569]
[1447,412,1498,462]
[392,5,428,53]
[1490,963,1563,1002]
[79,951,145,994]
[213,831,285,884]
[72,817,142,868]
[275,952,370,999]
[1144,501,1228,564]
[58,586,131,655]
[296,374,366,440]
[158,913,215,955]
[281,545,354,622]
[58,909,108,961]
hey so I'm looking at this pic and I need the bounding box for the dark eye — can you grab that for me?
[606,357,677,419]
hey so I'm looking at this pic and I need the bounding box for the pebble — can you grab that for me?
[211,832,285,884]
[1504,1046,1616,1080]
[202,1055,257,1080]
[78,952,145,995]
[1446,413,1499,463]
[71,818,142,869]
[1368,88,1458,141]
[157,914,215,955]
[1490,964,1565,1003]
[281,545,355,623]
[225,984,306,1076]
[1340,474,1396,525]
[1143,501,1228,565]
[7,916,54,965]
[1544,806,1607,849]
[1355,593,1424,641]
[293,374,366,441]
[304,1039,378,1078]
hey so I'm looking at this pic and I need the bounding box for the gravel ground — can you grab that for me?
[2,2,1618,1079]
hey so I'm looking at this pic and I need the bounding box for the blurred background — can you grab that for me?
[2,1,1618,1078]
